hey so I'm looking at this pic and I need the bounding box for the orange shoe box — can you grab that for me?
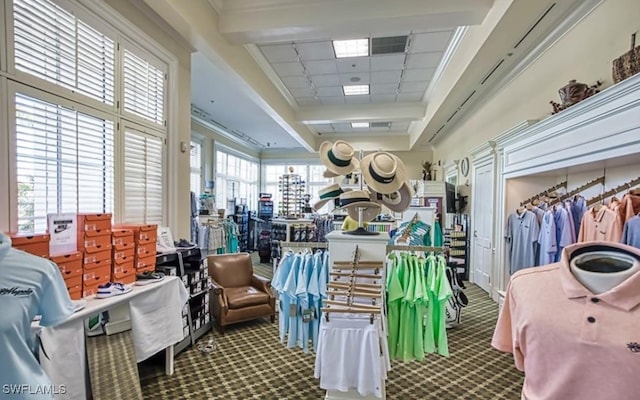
[84,258,112,271]
[64,275,83,293]
[83,265,110,286]
[10,233,50,258]
[82,230,112,253]
[135,254,156,271]
[112,266,136,285]
[68,288,82,300]
[77,213,112,232]
[113,259,135,276]
[82,282,101,298]
[114,247,135,264]
[112,229,134,250]
[137,264,156,273]
[51,252,83,279]
[84,247,112,265]
[136,242,156,258]
[116,224,157,244]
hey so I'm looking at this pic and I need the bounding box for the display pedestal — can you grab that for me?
[325,231,389,400]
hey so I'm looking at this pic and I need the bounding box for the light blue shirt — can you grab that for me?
[622,216,640,248]
[554,205,574,262]
[505,210,540,274]
[538,211,557,265]
[272,252,294,342]
[0,233,74,399]
[571,196,588,238]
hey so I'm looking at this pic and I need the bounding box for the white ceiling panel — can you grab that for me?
[371,94,397,103]
[290,87,317,97]
[336,58,370,74]
[296,97,321,106]
[332,123,351,131]
[371,70,402,84]
[396,92,424,102]
[320,96,346,105]
[317,86,343,97]
[410,31,453,53]
[370,83,399,94]
[272,61,305,77]
[391,121,411,130]
[402,68,436,82]
[281,76,312,88]
[338,74,370,85]
[259,44,298,63]
[295,41,335,61]
[405,51,442,69]
[311,74,341,86]
[310,123,334,131]
[371,54,405,71]
[345,95,371,104]
[399,80,429,93]
[305,60,338,75]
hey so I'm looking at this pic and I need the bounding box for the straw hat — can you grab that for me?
[336,190,381,223]
[319,140,359,176]
[369,182,414,213]
[360,152,407,194]
[312,183,344,211]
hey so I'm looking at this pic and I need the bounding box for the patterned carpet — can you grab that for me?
[139,260,524,399]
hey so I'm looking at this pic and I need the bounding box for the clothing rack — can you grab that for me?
[278,241,328,249]
[386,244,448,254]
[548,176,606,206]
[586,176,640,207]
[519,181,568,206]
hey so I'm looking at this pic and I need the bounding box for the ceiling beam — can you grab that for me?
[218,0,493,44]
[297,103,425,124]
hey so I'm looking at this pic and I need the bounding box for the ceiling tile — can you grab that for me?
[332,123,351,131]
[272,62,305,77]
[317,86,343,97]
[371,54,405,71]
[371,94,397,103]
[290,87,316,97]
[338,74,370,85]
[259,44,298,63]
[370,83,399,95]
[391,121,410,130]
[310,123,334,131]
[295,41,335,61]
[345,95,371,104]
[336,58,370,74]
[405,52,442,69]
[400,80,429,93]
[410,31,453,53]
[296,97,321,106]
[402,68,436,82]
[396,92,423,102]
[305,60,338,75]
[320,96,346,105]
[311,74,341,87]
[371,70,401,84]
[281,76,312,88]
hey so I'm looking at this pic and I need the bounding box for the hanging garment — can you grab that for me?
[538,211,558,265]
[622,215,640,248]
[578,207,623,243]
[505,210,540,274]
[570,196,588,237]
[553,204,574,262]
[618,193,640,223]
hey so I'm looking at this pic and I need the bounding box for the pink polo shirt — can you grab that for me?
[492,242,640,400]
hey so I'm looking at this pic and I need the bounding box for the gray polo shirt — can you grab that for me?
[505,210,540,274]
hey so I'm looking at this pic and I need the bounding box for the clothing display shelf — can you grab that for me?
[520,181,568,206]
[279,173,306,218]
[332,220,397,234]
[444,229,469,281]
[156,248,212,354]
[586,176,640,207]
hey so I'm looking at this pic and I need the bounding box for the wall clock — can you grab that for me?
[460,157,470,177]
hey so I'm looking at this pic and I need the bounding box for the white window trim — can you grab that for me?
[0,2,7,73]
[0,76,9,232]
[215,143,260,210]
[190,137,204,194]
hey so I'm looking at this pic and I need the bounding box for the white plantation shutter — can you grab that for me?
[12,0,115,105]
[123,128,164,225]
[123,49,165,126]
[190,141,202,194]
[15,92,114,233]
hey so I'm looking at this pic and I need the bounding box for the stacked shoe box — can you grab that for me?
[118,224,157,274]
[182,303,190,339]
[10,233,50,258]
[111,229,136,284]
[78,214,113,297]
[50,252,83,300]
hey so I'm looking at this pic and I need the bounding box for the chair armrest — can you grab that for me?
[209,278,228,311]
[209,278,225,296]
[251,274,272,294]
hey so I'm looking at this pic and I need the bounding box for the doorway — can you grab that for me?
[471,161,494,293]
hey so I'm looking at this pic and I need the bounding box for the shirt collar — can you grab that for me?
[0,232,10,261]
[560,242,640,311]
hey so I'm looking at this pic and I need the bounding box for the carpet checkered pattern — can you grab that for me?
[139,281,524,399]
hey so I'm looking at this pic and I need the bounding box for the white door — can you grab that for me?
[471,162,494,293]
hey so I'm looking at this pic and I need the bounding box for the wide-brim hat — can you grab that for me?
[335,190,381,223]
[369,182,413,213]
[360,151,407,194]
[312,183,344,211]
[319,140,359,176]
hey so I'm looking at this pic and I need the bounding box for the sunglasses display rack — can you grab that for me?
[278,173,306,218]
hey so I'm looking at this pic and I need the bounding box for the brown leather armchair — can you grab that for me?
[207,253,275,332]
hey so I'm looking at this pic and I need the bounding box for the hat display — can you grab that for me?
[336,190,381,223]
[369,182,413,213]
[322,169,340,179]
[312,183,344,211]
[319,140,359,176]
[360,152,407,194]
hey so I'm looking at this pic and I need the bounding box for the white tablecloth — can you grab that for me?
[34,276,189,400]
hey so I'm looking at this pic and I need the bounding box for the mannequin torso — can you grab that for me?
[570,250,640,294]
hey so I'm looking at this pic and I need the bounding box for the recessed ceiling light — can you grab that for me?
[350,77,361,82]
[351,122,369,128]
[343,85,369,96]
[333,39,369,58]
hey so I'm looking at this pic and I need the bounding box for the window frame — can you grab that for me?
[214,144,260,211]
[190,138,203,194]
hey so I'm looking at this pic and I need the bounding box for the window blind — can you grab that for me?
[190,141,202,194]
[123,128,164,225]
[13,0,115,105]
[15,92,114,233]
[123,49,165,126]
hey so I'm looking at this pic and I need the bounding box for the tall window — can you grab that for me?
[215,148,259,212]
[263,163,332,215]
[190,141,202,194]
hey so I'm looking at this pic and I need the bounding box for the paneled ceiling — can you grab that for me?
[141,0,604,153]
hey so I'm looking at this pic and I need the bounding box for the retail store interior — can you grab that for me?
[1,0,640,399]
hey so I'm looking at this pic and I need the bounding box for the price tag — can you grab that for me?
[289,304,297,317]
[302,308,314,323]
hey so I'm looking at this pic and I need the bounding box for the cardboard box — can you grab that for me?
[82,282,102,298]
[51,252,83,278]
[82,231,112,253]
[83,258,112,271]
[68,288,82,300]
[112,260,135,277]
[135,254,156,271]
[112,269,136,285]
[64,275,83,292]
[111,229,134,250]
[83,265,110,286]
[10,233,50,258]
[136,242,156,258]
[83,247,112,265]
[113,247,135,264]
[77,213,112,232]
[116,224,157,244]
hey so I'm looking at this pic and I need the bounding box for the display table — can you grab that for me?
[34,276,189,400]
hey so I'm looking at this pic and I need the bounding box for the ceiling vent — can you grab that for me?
[371,36,408,55]
[371,122,391,128]
[480,60,504,85]
[231,130,245,138]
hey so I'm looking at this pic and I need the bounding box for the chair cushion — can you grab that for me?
[225,286,270,309]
